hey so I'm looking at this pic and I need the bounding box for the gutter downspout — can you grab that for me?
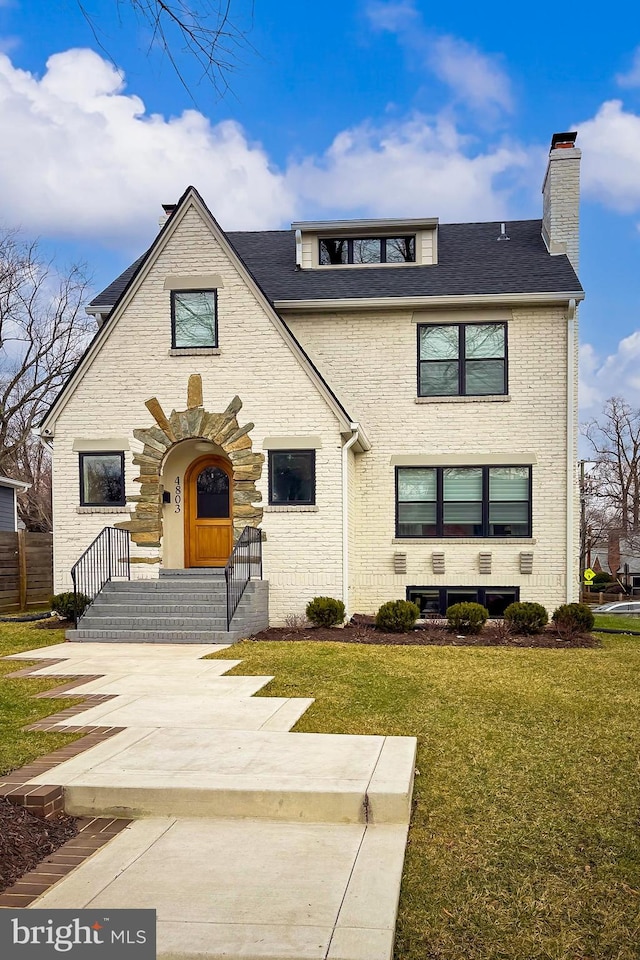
[566,299,576,602]
[342,424,360,621]
[32,427,53,455]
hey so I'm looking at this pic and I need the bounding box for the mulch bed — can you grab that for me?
[35,617,73,629]
[0,798,78,894]
[250,616,601,648]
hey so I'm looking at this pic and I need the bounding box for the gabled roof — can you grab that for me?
[44,187,370,447]
[89,218,583,312]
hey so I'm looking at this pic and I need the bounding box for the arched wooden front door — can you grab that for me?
[184,455,233,567]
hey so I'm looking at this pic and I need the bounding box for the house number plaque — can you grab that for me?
[174,476,181,513]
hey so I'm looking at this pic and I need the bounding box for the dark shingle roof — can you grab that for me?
[89,218,582,310]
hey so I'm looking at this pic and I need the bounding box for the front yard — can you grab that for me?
[0,622,638,958]
[213,637,640,960]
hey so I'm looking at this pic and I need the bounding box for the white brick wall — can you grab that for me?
[51,204,345,623]
[286,303,579,615]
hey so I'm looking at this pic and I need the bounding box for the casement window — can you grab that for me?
[79,453,125,506]
[268,451,316,505]
[319,236,416,265]
[171,290,217,349]
[418,322,507,396]
[396,466,531,538]
[407,586,520,618]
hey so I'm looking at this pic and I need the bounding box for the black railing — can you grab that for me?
[70,527,130,625]
[225,526,262,629]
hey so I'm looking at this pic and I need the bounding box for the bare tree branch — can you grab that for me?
[0,229,93,530]
[77,1,254,102]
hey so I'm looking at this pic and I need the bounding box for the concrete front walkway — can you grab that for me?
[5,642,417,960]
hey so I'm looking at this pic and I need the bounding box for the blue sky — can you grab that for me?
[1,0,640,414]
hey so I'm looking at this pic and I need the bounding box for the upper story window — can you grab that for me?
[268,451,316,505]
[418,323,507,397]
[319,236,416,266]
[79,452,125,506]
[171,290,217,349]
[396,465,531,538]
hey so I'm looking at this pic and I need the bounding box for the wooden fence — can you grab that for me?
[0,531,53,613]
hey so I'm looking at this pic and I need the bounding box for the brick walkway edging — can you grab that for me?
[0,657,133,907]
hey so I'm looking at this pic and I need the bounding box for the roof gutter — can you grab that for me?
[275,291,585,312]
[566,298,577,603]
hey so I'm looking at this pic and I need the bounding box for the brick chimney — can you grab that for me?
[541,131,581,273]
[608,529,621,576]
[158,203,177,229]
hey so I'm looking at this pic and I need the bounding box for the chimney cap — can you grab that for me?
[162,203,177,215]
[550,131,578,150]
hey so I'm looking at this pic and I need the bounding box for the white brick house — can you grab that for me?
[42,132,583,626]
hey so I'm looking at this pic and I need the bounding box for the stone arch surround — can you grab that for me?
[115,375,264,554]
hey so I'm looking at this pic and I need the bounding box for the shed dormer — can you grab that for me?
[290,217,439,269]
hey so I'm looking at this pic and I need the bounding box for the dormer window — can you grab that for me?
[319,236,416,266]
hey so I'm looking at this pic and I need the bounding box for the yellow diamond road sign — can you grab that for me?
[583,568,596,583]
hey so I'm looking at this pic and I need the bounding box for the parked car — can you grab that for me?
[592,601,640,615]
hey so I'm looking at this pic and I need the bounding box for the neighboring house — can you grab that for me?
[601,532,640,594]
[0,476,30,532]
[42,132,584,623]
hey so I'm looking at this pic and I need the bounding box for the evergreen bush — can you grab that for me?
[446,601,488,635]
[375,599,420,633]
[305,596,345,627]
[552,602,595,635]
[51,591,91,621]
[504,601,548,635]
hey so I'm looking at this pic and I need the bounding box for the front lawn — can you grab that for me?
[213,637,640,960]
[0,622,81,776]
[593,613,640,633]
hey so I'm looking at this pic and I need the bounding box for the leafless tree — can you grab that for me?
[0,229,93,530]
[78,1,254,100]
[582,397,640,534]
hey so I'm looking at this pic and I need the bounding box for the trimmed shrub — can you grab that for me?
[504,601,548,635]
[552,602,595,635]
[446,602,489,635]
[375,599,420,633]
[591,571,613,588]
[51,591,91,621]
[306,596,345,627]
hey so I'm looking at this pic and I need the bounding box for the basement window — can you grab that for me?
[407,586,520,618]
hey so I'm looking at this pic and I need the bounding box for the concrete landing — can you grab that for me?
[33,818,408,960]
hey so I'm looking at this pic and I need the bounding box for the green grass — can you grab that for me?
[593,613,640,633]
[0,622,82,776]
[210,638,640,960]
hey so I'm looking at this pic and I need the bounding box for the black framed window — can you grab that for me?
[269,451,316,505]
[79,453,125,506]
[171,290,217,348]
[418,322,507,396]
[319,236,415,265]
[407,585,520,618]
[396,465,531,538]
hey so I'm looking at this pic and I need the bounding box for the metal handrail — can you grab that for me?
[224,526,262,629]
[70,527,131,625]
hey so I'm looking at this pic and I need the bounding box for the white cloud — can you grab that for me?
[288,116,529,221]
[0,47,534,245]
[0,48,297,244]
[366,0,513,115]
[429,35,512,114]
[616,46,640,88]
[578,100,640,213]
[580,334,640,414]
